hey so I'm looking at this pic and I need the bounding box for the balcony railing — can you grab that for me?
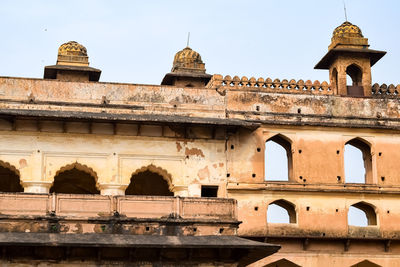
[0,193,237,221]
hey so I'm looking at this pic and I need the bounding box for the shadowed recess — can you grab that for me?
[0,165,23,192]
[50,168,99,194]
[350,259,382,267]
[125,170,173,196]
[265,258,301,267]
[346,64,364,96]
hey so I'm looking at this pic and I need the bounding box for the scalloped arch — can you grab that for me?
[53,162,98,184]
[0,160,20,176]
[130,164,174,191]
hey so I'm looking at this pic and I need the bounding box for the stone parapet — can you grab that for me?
[207,74,332,96]
[372,83,400,97]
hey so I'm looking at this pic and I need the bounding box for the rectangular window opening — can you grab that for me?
[201,185,218,197]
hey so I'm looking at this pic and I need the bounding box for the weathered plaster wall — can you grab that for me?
[2,76,400,265]
[228,125,400,185]
[0,77,225,120]
[231,190,400,238]
[0,126,227,196]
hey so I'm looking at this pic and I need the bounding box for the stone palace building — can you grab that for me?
[0,21,399,266]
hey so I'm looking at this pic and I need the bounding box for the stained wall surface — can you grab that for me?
[1,72,400,266]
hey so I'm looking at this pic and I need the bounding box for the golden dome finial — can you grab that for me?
[57,41,89,66]
[328,21,368,50]
[172,46,206,73]
[332,21,363,38]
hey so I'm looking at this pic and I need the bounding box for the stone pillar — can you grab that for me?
[99,184,128,196]
[337,68,348,96]
[22,181,52,194]
[362,62,372,97]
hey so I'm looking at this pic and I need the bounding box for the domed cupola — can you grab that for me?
[333,21,363,38]
[172,46,205,73]
[44,41,101,82]
[57,41,89,66]
[161,46,211,87]
[329,21,367,50]
[315,21,386,97]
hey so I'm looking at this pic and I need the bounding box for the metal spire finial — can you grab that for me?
[186,32,190,47]
[343,0,348,21]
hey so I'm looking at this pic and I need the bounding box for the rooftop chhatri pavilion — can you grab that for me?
[44,40,101,82]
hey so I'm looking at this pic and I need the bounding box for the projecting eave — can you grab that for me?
[0,108,260,130]
[314,47,386,69]
[161,72,212,85]
[44,64,102,81]
[0,233,280,266]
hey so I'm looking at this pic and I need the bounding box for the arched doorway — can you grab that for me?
[0,162,23,192]
[50,167,99,194]
[125,170,173,196]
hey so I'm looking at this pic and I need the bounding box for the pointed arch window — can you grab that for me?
[348,202,377,226]
[267,199,296,224]
[344,138,372,184]
[265,135,292,181]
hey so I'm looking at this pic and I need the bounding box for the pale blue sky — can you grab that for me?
[0,0,399,85]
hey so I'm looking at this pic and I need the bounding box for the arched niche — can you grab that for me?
[344,138,372,184]
[125,165,174,196]
[265,134,292,181]
[267,199,296,224]
[50,162,100,194]
[346,64,364,96]
[0,161,23,192]
[348,201,377,226]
